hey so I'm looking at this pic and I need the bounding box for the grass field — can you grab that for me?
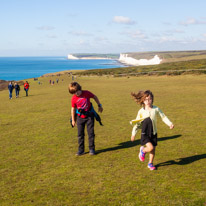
[0,74,206,205]
[75,58,206,76]
[127,50,206,63]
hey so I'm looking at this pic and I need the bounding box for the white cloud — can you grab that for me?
[37,26,55,31]
[159,36,171,43]
[121,30,147,39]
[113,16,136,25]
[46,35,57,38]
[130,31,146,39]
[94,37,109,42]
[68,31,93,36]
[158,36,203,45]
[162,22,173,26]
[163,29,185,36]
[79,40,85,45]
[159,36,180,43]
[180,18,206,26]
[202,34,206,41]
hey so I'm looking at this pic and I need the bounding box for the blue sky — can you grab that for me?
[1,0,206,56]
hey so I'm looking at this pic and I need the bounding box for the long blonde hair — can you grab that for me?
[131,90,154,106]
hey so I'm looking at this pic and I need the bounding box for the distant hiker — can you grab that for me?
[69,82,103,156]
[8,81,14,99]
[14,82,20,98]
[49,79,51,84]
[130,90,174,170]
[24,81,29,96]
[56,78,59,84]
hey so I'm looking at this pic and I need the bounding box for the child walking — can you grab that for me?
[69,82,103,156]
[130,90,174,170]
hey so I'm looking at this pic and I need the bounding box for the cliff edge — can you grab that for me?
[118,53,162,66]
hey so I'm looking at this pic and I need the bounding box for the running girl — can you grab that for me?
[130,90,174,170]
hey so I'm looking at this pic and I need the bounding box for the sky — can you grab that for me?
[1,0,206,56]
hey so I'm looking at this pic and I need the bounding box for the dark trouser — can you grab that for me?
[141,117,157,146]
[15,89,19,97]
[25,89,28,96]
[77,115,95,152]
[9,90,12,99]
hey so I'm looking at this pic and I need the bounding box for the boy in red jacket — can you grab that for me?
[69,82,103,156]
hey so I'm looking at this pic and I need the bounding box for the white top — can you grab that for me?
[131,105,173,136]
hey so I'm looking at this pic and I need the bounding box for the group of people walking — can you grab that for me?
[8,81,29,99]
[49,78,59,85]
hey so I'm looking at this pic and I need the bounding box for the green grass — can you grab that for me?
[71,50,206,62]
[0,74,206,205]
[71,53,119,59]
[128,50,206,63]
[75,58,206,76]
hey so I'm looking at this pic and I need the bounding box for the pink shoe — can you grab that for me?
[139,146,145,162]
[148,163,156,170]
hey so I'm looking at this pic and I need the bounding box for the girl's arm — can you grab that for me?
[131,125,138,141]
[157,107,174,129]
[131,110,142,141]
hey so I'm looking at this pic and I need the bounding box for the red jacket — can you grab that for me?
[24,82,29,89]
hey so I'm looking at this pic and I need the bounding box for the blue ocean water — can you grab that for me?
[0,57,125,81]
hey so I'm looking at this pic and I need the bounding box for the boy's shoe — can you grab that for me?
[89,149,96,155]
[148,163,156,170]
[139,146,146,162]
[76,151,85,156]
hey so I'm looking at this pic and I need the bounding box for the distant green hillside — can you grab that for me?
[127,50,206,63]
[72,53,119,59]
[70,50,206,76]
[74,58,206,76]
[71,50,206,62]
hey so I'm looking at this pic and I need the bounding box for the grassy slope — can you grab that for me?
[0,74,206,205]
[128,50,206,63]
[75,58,206,76]
[71,53,119,59]
[71,50,206,61]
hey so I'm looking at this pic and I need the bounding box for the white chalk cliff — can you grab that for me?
[68,54,79,59]
[119,54,162,66]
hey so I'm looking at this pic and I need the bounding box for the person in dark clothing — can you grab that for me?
[14,82,20,98]
[68,82,103,156]
[8,81,14,99]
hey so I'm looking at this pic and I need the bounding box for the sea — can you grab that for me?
[0,57,125,81]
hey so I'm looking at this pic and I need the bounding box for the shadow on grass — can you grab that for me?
[156,154,206,168]
[96,139,141,154]
[158,134,182,142]
[96,134,181,154]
